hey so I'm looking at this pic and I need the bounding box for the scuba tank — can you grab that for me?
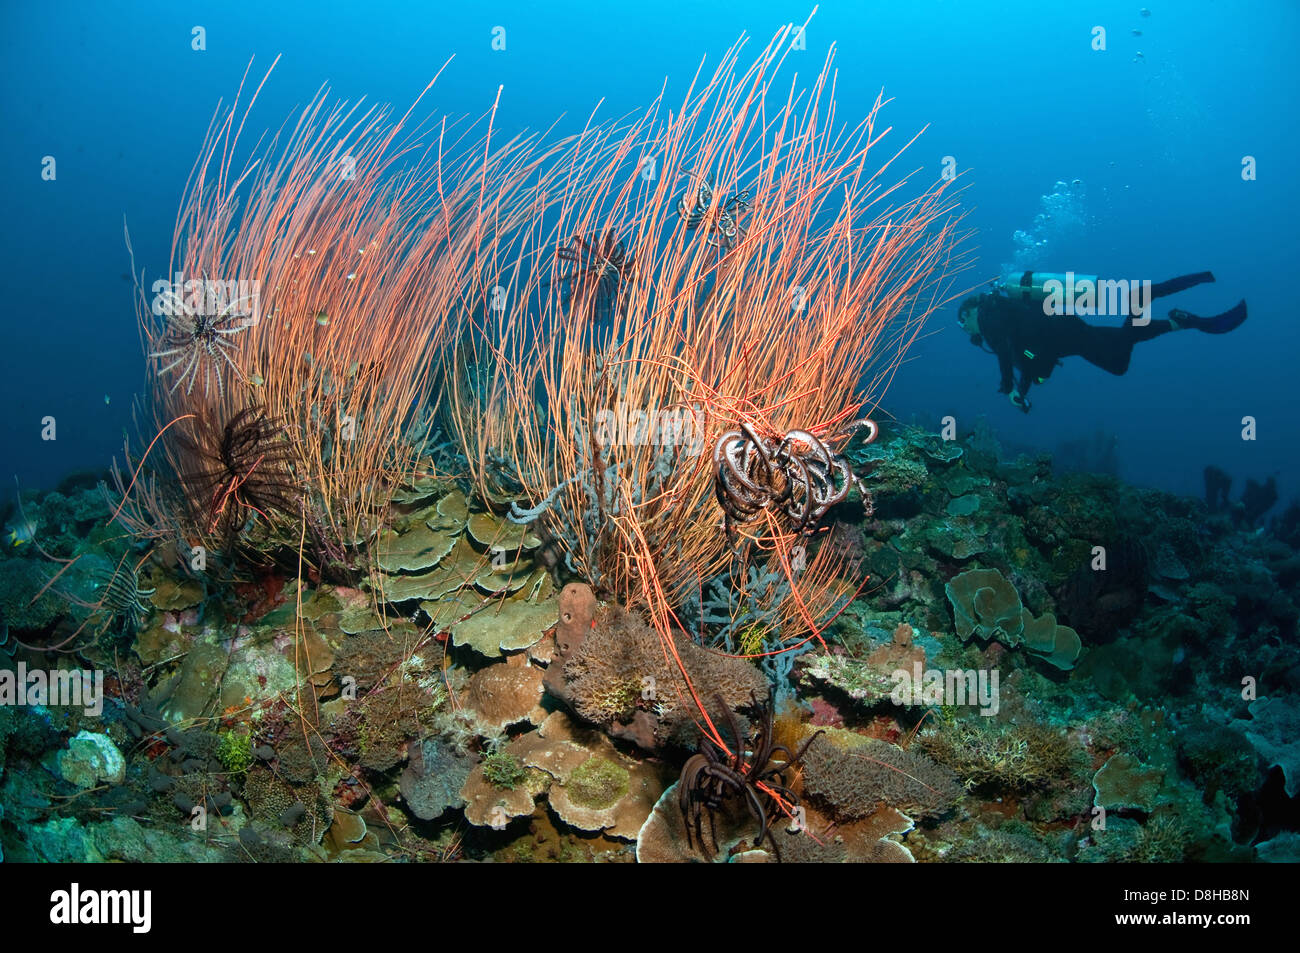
[995,271,1098,303]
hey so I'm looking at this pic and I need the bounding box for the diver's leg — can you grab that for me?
[1077,326,1139,375]
[1125,318,1176,343]
[1071,300,1244,378]
[1048,320,1141,376]
[1150,271,1215,300]
[1071,318,1174,375]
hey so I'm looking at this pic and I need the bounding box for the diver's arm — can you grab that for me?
[984,298,1018,395]
[1010,366,1033,412]
[997,350,1015,394]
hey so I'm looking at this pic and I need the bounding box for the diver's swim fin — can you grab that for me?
[1169,299,1247,334]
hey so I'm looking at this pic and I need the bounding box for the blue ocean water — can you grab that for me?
[1,0,1295,506]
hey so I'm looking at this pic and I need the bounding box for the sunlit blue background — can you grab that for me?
[1,0,1295,513]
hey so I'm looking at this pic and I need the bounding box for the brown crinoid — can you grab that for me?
[177,405,301,547]
[713,418,877,536]
[679,692,822,860]
[555,230,634,316]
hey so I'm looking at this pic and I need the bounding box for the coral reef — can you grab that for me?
[5,403,1298,865]
[1,12,1296,867]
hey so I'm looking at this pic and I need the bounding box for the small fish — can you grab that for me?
[1131,28,1142,35]
[315,311,330,326]
[249,372,265,387]
[1140,7,1151,16]
[103,394,111,405]
[6,517,37,548]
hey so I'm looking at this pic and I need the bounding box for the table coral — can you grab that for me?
[947,568,1022,642]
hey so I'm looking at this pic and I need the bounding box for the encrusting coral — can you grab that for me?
[544,586,768,750]
[800,729,960,821]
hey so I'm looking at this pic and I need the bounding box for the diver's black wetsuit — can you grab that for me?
[976,272,1216,401]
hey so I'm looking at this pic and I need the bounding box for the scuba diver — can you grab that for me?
[958,271,1247,412]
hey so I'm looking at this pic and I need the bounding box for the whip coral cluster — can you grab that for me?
[115,26,964,745]
[125,58,551,575]
[452,25,964,706]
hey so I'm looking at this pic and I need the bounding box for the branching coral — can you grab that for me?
[918,712,1087,792]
